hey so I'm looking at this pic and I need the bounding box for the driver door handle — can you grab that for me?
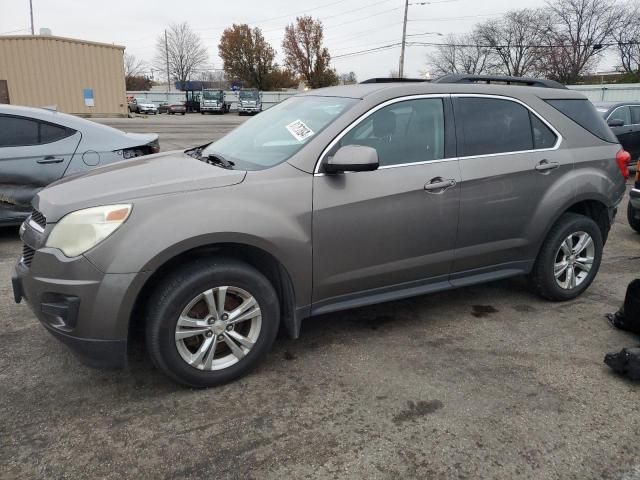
[424,177,456,193]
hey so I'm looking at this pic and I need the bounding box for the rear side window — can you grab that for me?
[631,106,640,125]
[457,97,533,156]
[0,115,75,147]
[530,114,557,149]
[546,99,618,143]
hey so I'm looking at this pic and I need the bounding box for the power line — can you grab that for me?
[0,28,31,35]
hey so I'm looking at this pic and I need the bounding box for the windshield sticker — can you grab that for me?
[286,120,315,142]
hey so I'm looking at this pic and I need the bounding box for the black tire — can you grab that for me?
[627,201,640,233]
[145,259,280,388]
[530,213,603,301]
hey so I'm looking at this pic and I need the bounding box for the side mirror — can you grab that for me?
[608,118,625,127]
[325,145,379,174]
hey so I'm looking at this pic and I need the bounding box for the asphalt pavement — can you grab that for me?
[1,114,639,479]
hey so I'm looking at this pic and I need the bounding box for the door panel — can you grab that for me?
[0,114,80,218]
[629,106,640,159]
[452,96,573,275]
[313,162,460,303]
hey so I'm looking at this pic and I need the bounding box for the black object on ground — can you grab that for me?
[605,279,640,334]
[604,347,640,380]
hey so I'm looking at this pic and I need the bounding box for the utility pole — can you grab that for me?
[398,0,409,78]
[164,29,170,102]
[29,0,34,35]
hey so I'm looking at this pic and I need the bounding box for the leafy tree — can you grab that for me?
[154,22,208,84]
[282,16,338,88]
[219,24,277,90]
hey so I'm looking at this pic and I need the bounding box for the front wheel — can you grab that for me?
[145,259,280,387]
[530,213,603,301]
[627,201,640,233]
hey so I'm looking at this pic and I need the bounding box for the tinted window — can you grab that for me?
[546,99,618,143]
[458,98,533,156]
[339,98,445,167]
[0,115,74,147]
[609,106,631,126]
[40,122,72,143]
[0,116,39,146]
[530,113,557,149]
[631,106,640,125]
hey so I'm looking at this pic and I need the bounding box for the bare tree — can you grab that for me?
[427,33,494,76]
[475,9,548,77]
[124,53,149,90]
[613,2,640,78]
[339,71,358,84]
[282,16,338,88]
[218,24,276,90]
[538,0,624,84]
[154,22,208,84]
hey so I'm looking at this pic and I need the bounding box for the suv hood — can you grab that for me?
[34,151,246,222]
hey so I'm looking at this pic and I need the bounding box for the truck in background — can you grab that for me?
[200,89,230,114]
[237,88,262,115]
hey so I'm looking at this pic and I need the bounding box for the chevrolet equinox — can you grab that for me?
[12,77,628,387]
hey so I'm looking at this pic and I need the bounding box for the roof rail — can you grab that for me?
[360,78,428,84]
[432,74,567,89]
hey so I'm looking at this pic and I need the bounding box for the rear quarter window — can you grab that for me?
[546,99,618,143]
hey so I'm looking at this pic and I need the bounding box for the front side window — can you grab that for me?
[458,97,534,156]
[338,98,445,167]
[202,95,357,170]
[609,106,631,126]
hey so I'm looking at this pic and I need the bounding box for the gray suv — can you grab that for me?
[12,78,627,387]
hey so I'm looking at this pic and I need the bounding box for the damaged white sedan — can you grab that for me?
[0,105,159,226]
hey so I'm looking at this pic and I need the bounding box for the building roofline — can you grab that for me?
[0,35,125,50]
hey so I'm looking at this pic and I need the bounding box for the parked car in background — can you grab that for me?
[0,104,159,225]
[13,77,627,387]
[628,163,640,233]
[595,102,640,164]
[129,98,158,115]
[158,102,186,115]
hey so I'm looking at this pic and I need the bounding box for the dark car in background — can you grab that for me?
[0,105,159,225]
[595,102,640,163]
[594,102,640,232]
[158,102,186,115]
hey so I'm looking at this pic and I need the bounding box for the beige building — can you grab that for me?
[0,35,127,117]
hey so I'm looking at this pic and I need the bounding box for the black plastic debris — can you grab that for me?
[604,347,640,380]
[605,279,640,334]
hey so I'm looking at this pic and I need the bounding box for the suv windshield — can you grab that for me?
[202,95,357,170]
[239,90,259,100]
[203,90,222,100]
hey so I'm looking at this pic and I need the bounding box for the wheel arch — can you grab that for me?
[127,241,301,347]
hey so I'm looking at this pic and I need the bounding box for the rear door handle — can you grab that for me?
[535,160,560,172]
[37,156,64,164]
[424,177,456,193]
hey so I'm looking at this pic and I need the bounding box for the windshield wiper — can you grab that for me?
[206,153,235,170]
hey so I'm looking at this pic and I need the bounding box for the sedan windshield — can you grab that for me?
[202,96,357,170]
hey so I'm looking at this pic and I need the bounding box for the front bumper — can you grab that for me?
[630,187,640,210]
[201,105,224,112]
[12,222,146,368]
[238,104,261,113]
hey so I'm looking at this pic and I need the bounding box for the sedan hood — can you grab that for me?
[35,151,246,222]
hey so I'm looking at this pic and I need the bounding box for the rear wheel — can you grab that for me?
[530,213,603,301]
[627,201,640,233]
[145,259,280,387]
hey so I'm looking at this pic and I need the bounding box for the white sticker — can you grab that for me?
[286,119,315,142]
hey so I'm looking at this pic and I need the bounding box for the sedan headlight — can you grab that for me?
[46,204,132,257]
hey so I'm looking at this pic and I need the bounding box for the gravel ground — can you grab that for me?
[1,114,639,479]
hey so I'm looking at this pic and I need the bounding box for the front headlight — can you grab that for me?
[46,204,132,257]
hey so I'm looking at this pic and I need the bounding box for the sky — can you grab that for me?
[0,0,618,82]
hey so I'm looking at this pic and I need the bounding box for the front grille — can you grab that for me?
[30,209,46,229]
[22,244,35,267]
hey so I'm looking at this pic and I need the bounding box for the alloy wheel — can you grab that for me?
[553,231,595,290]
